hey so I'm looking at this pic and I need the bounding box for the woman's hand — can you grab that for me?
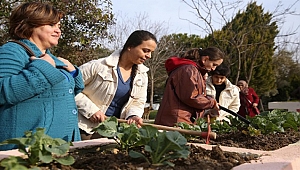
[204,108,220,118]
[57,57,76,72]
[253,103,258,107]
[89,110,107,123]
[204,102,220,118]
[127,116,143,128]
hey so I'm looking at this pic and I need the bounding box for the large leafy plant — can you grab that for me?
[189,109,300,137]
[0,128,74,170]
[93,116,144,151]
[93,116,190,167]
[248,109,300,134]
[129,129,190,167]
[175,121,203,140]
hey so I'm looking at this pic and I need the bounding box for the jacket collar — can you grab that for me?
[105,50,149,73]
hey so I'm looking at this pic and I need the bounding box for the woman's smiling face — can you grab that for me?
[30,22,61,51]
[127,39,157,64]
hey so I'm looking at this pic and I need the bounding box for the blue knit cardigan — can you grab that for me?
[0,39,84,150]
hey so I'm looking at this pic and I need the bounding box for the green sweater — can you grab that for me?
[0,39,84,150]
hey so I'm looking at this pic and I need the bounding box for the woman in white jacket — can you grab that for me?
[206,63,240,123]
[75,30,157,140]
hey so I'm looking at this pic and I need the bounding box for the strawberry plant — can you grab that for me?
[0,128,74,170]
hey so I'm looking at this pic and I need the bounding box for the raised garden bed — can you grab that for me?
[1,110,300,170]
[15,128,298,170]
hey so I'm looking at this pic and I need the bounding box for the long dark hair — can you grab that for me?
[120,30,157,90]
[181,47,225,62]
[120,30,157,56]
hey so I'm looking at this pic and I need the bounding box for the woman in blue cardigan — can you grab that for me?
[0,2,84,150]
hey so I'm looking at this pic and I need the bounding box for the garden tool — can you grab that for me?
[117,119,217,139]
[219,105,251,125]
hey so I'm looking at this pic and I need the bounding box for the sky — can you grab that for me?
[111,0,300,37]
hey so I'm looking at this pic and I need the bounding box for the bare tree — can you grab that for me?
[181,0,300,87]
[181,0,243,39]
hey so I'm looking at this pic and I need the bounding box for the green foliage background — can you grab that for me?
[1,0,300,104]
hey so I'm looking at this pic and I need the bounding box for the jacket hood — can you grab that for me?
[165,56,200,75]
[165,56,209,76]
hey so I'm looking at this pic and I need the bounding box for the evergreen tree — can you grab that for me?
[208,2,279,95]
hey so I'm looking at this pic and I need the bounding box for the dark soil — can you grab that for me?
[194,128,300,151]
[38,129,300,170]
[42,144,258,170]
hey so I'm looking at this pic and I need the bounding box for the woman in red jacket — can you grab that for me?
[154,47,224,127]
[237,80,260,118]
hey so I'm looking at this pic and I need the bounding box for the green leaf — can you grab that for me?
[95,122,118,137]
[39,150,53,164]
[118,123,141,150]
[145,131,190,164]
[54,155,75,165]
[3,164,28,170]
[173,147,190,159]
[28,167,40,170]
[138,125,158,145]
[44,142,70,156]
[129,150,146,159]
[93,117,118,137]
[144,145,153,153]
[129,150,150,165]
[0,128,74,168]
[139,125,158,138]
[165,131,187,148]
[164,161,175,167]
[0,156,28,170]
[148,131,166,152]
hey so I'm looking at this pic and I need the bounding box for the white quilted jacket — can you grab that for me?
[206,77,240,122]
[75,50,149,134]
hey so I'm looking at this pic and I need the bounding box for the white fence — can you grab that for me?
[268,102,300,112]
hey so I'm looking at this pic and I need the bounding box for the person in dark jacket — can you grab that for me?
[154,47,225,127]
[0,2,84,150]
[237,80,260,118]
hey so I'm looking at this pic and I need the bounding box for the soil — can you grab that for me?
[42,144,258,170]
[37,129,300,170]
[193,128,300,151]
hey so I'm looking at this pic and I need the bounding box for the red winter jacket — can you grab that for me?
[154,57,216,127]
[237,87,260,118]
